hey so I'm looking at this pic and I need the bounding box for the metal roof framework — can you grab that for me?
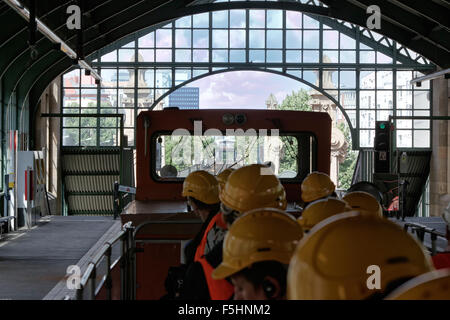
[0,0,448,143]
[0,0,444,154]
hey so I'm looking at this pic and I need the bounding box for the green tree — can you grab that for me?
[277,89,312,111]
[337,122,358,190]
[274,89,312,174]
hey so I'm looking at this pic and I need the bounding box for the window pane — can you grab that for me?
[117,69,132,87]
[193,50,209,62]
[377,110,393,121]
[230,30,246,48]
[360,110,375,128]
[303,31,319,49]
[397,71,413,90]
[119,49,134,62]
[360,70,375,89]
[360,51,375,63]
[267,10,282,29]
[142,69,154,87]
[156,49,172,62]
[213,11,228,28]
[175,49,191,62]
[340,33,355,49]
[138,49,154,62]
[101,50,117,62]
[81,129,97,146]
[397,130,412,148]
[100,129,118,146]
[286,11,302,29]
[176,29,191,48]
[64,70,80,86]
[63,129,79,146]
[323,51,338,63]
[230,10,246,28]
[414,110,430,129]
[193,30,209,48]
[175,16,191,28]
[377,91,393,109]
[360,130,374,148]
[323,30,339,49]
[286,30,301,49]
[340,51,356,63]
[156,69,172,88]
[230,50,246,63]
[303,15,319,29]
[303,69,319,85]
[249,50,264,63]
[212,50,228,62]
[303,50,319,63]
[138,32,154,48]
[249,30,265,48]
[414,131,430,148]
[267,50,282,63]
[377,70,393,89]
[414,91,430,109]
[175,69,191,84]
[340,70,356,89]
[156,29,172,47]
[213,30,228,48]
[137,89,154,108]
[193,13,209,28]
[101,88,117,108]
[100,109,118,127]
[249,10,265,28]
[322,69,338,89]
[360,91,375,109]
[397,90,412,109]
[267,30,282,48]
[100,69,117,88]
[286,50,301,63]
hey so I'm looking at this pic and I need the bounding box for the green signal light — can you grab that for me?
[380,123,386,129]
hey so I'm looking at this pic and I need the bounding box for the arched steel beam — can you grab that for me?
[149,67,358,148]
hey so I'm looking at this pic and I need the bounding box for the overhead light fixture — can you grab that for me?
[4,0,102,83]
[410,68,450,86]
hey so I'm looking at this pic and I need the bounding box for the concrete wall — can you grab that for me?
[429,73,450,216]
[34,78,62,215]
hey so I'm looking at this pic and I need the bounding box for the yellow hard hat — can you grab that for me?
[343,191,383,217]
[219,164,287,213]
[297,198,352,232]
[301,172,336,203]
[287,211,434,300]
[182,170,219,204]
[212,208,303,280]
[216,168,235,192]
[386,268,450,300]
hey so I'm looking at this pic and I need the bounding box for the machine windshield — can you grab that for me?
[153,131,315,181]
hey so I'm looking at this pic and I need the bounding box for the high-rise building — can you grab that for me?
[168,87,199,109]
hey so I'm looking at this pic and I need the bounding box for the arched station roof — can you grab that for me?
[0,0,448,116]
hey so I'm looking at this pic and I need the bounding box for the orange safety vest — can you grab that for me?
[194,212,233,300]
[198,256,234,300]
[194,212,227,261]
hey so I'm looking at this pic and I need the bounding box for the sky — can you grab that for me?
[185,70,311,109]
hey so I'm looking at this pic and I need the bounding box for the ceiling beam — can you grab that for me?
[386,0,450,32]
[343,0,449,53]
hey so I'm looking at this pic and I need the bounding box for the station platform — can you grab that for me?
[0,215,119,300]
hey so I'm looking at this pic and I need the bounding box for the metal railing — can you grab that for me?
[403,222,446,256]
[75,221,135,300]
